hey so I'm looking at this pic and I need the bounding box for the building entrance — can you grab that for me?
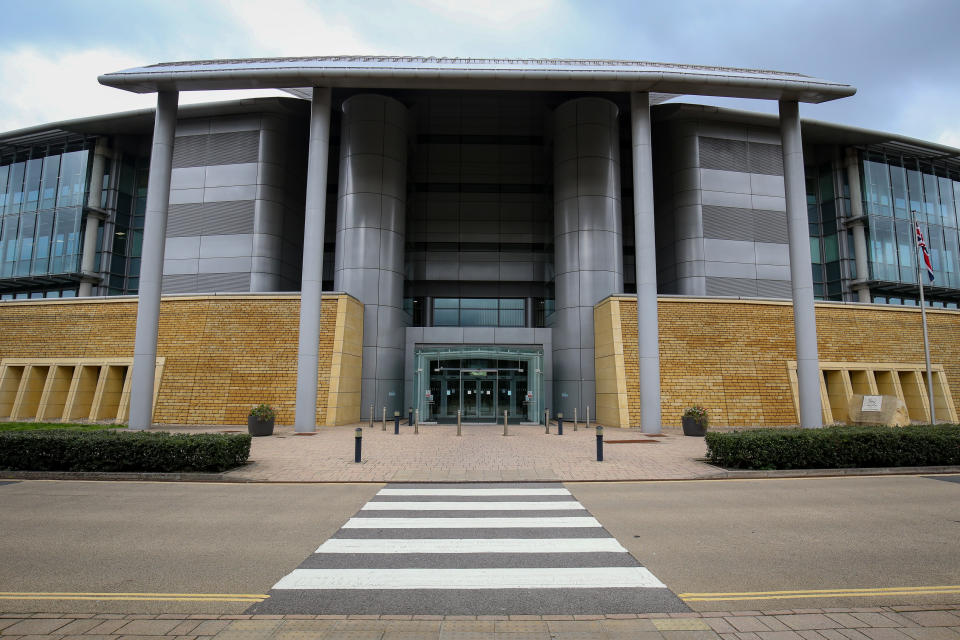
[414,347,544,424]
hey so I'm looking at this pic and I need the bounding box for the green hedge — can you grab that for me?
[0,430,251,473]
[705,424,960,470]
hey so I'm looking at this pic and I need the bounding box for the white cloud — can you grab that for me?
[937,129,960,151]
[408,0,562,26]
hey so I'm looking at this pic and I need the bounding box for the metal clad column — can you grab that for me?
[780,100,823,429]
[79,138,109,297]
[128,91,177,430]
[630,92,661,434]
[553,97,623,419]
[845,147,871,303]
[334,94,408,415]
[295,87,332,432]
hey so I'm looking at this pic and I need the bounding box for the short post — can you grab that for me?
[369,403,374,429]
[457,409,462,436]
[414,408,419,435]
[394,410,400,434]
[557,412,564,436]
[382,406,386,431]
[573,407,578,431]
[408,407,413,426]
[596,425,604,462]
[354,427,362,463]
[503,410,508,436]
[544,409,550,434]
[586,405,591,429]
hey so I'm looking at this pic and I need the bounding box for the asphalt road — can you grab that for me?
[0,475,957,614]
[571,474,960,611]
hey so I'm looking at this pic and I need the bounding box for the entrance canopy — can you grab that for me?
[98,56,855,103]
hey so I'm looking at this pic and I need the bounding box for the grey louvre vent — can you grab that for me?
[699,137,747,173]
[702,205,753,241]
[748,142,784,175]
[166,201,255,237]
[172,131,260,168]
[756,279,792,298]
[196,272,250,292]
[705,277,758,297]
[161,274,199,293]
[752,209,789,243]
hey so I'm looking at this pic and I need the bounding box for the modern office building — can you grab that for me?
[1,57,958,430]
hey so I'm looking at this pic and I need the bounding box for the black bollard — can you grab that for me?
[596,425,604,462]
[354,427,362,463]
[394,411,400,434]
[407,407,413,426]
[557,412,563,436]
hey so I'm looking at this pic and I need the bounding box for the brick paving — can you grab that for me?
[0,606,957,639]
[161,422,718,482]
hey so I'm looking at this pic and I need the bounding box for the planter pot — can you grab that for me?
[247,416,275,437]
[681,416,706,437]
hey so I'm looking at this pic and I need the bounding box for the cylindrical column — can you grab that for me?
[845,148,871,303]
[334,94,408,416]
[294,87,332,432]
[630,92,662,434]
[79,138,110,297]
[128,91,178,430]
[780,101,823,429]
[553,97,623,420]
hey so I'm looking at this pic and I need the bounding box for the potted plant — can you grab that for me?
[681,405,708,437]
[248,404,276,437]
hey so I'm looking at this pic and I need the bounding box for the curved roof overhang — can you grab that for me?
[98,56,856,104]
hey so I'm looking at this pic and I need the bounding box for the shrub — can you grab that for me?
[705,424,960,470]
[0,430,251,473]
[682,405,708,427]
[249,404,276,421]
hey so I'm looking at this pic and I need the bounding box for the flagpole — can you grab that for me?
[911,209,936,424]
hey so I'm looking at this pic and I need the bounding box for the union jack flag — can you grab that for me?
[916,223,935,282]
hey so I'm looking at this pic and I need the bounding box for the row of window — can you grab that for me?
[871,296,958,309]
[0,145,95,216]
[0,288,77,300]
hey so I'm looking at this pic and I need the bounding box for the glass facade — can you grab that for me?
[805,163,849,300]
[106,158,148,295]
[861,151,960,294]
[413,346,544,423]
[433,297,525,327]
[0,141,90,288]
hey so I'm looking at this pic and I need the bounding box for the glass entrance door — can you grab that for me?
[477,379,495,419]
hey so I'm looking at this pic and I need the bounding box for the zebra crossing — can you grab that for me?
[247,483,688,615]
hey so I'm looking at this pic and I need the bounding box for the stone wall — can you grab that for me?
[0,293,361,426]
[597,296,960,428]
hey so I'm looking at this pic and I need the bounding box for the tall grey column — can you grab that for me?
[780,101,823,429]
[630,92,662,434]
[129,91,177,430]
[294,87,333,432]
[334,94,408,415]
[845,148,871,303]
[553,97,623,418]
[78,138,110,297]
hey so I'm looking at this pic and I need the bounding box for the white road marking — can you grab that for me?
[315,538,628,554]
[362,501,583,511]
[272,567,666,590]
[376,488,571,496]
[342,517,601,529]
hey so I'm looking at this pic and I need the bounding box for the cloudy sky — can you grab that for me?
[1,0,957,147]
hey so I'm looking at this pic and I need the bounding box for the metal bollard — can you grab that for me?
[414,409,419,435]
[369,403,374,429]
[557,412,563,436]
[586,405,590,429]
[457,409,462,436]
[596,425,604,462]
[573,407,578,431]
[408,407,413,425]
[354,427,362,463]
[394,410,400,434]
[382,406,386,431]
[544,409,550,434]
[503,410,508,436]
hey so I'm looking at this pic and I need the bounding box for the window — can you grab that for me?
[433,298,526,327]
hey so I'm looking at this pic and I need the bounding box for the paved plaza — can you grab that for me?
[170,422,718,483]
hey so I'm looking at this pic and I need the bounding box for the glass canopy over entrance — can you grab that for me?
[413,346,544,424]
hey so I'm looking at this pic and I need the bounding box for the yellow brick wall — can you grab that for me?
[601,296,960,428]
[0,294,362,426]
